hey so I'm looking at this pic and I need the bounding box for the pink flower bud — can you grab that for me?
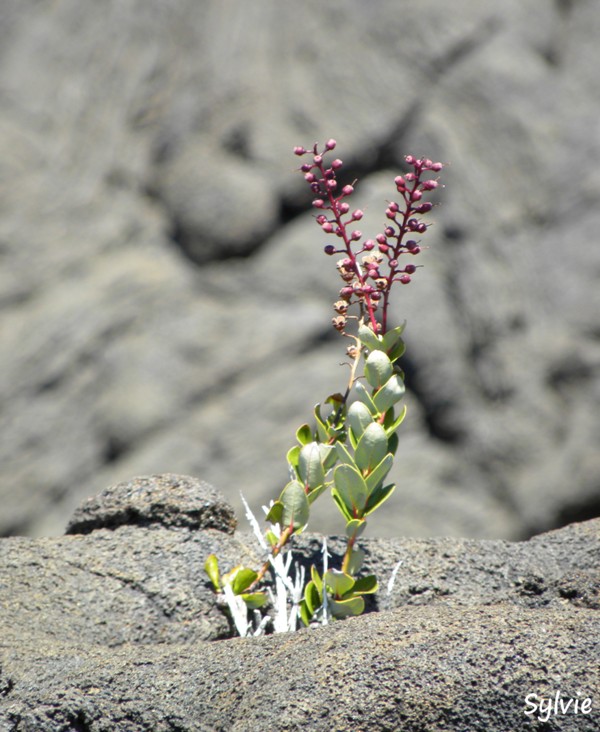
[378,243,389,254]
[430,162,444,172]
[324,244,336,255]
[352,209,364,220]
[304,172,316,183]
[363,239,375,251]
[399,274,411,284]
[415,202,433,213]
[384,226,395,237]
[341,184,354,196]
[407,218,420,231]
[416,222,427,233]
[411,190,423,202]
[300,163,313,173]
[313,199,325,208]
[422,179,438,191]
[326,179,337,190]
[325,139,337,150]
[331,159,343,170]
[404,264,416,274]
[339,202,350,214]
[340,287,354,300]
[389,259,398,268]
[406,240,417,250]
[351,230,362,241]
[405,155,416,165]
[322,222,334,233]
[313,154,323,165]
[294,146,307,156]
[316,214,328,225]
[376,233,387,245]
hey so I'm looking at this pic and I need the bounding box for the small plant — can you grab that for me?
[206,139,443,636]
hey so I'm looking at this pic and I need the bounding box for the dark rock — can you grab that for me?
[65,474,237,535]
[0,485,598,730]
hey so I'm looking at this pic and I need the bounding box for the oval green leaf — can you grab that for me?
[324,569,355,598]
[329,596,365,618]
[298,442,326,490]
[373,374,405,413]
[241,592,267,609]
[355,422,388,473]
[348,400,374,445]
[364,350,393,389]
[365,454,394,493]
[280,480,310,532]
[204,554,220,591]
[231,567,258,595]
[333,464,368,515]
[364,483,396,517]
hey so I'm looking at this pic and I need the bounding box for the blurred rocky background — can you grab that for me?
[1,0,599,539]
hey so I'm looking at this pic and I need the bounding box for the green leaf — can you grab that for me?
[307,482,328,505]
[296,423,313,446]
[388,432,399,456]
[265,500,283,526]
[300,600,312,627]
[354,381,377,415]
[364,350,393,389]
[334,440,355,467]
[241,592,267,609]
[345,547,365,575]
[384,404,407,436]
[298,442,326,490]
[231,567,258,595]
[324,569,355,598]
[204,554,220,591]
[347,400,374,446]
[364,483,396,516]
[382,322,406,351]
[345,518,367,539]
[333,464,368,516]
[265,530,279,547]
[351,574,378,595]
[365,454,394,493]
[388,338,406,362]
[329,596,365,618]
[314,404,329,442]
[357,322,383,352]
[303,580,321,616]
[311,565,323,593]
[319,443,337,471]
[280,480,310,532]
[373,374,405,413]
[286,445,301,471]
[355,422,388,473]
[331,488,354,521]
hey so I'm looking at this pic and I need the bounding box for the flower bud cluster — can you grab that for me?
[295,142,443,335]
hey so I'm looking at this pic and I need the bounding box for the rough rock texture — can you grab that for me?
[1,1,600,540]
[65,473,237,535]
[1,477,598,731]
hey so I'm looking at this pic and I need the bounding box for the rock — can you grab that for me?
[0,480,598,730]
[0,0,599,539]
[65,474,237,535]
[1,605,597,732]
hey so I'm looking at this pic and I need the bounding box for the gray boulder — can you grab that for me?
[1,476,598,731]
[0,1,599,547]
